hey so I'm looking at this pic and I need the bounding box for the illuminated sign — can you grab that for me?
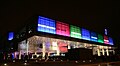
[56,21,70,36]
[98,34,104,43]
[8,32,14,40]
[37,16,56,34]
[70,25,81,39]
[104,35,109,44]
[109,37,114,45]
[81,28,90,40]
[90,31,97,42]
[37,16,114,45]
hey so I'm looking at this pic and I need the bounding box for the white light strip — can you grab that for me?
[91,36,97,39]
[71,32,81,35]
[104,39,109,42]
[38,24,55,30]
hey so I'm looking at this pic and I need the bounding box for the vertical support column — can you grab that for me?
[42,42,46,59]
[14,52,17,59]
[26,40,29,55]
[113,50,115,55]
[34,52,37,59]
[56,40,60,56]
[92,47,97,55]
[56,44,60,56]
[106,49,109,56]
[35,52,37,55]
[102,49,105,56]
[68,43,71,49]
[48,52,50,56]
[97,49,100,56]
[19,51,21,59]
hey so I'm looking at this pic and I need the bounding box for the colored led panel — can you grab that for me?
[98,34,104,43]
[37,16,56,34]
[56,21,70,36]
[70,25,82,39]
[81,28,90,40]
[104,35,109,44]
[109,37,114,45]
[8,32,14,40]
[90,31,98,42]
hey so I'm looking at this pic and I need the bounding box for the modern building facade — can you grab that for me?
[9,15,115,60]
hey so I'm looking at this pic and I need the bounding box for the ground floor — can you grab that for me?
[9,35,115,60]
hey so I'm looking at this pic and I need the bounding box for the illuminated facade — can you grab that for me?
[11,15,115,60]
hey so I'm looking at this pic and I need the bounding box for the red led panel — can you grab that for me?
[56,22,61,35]
[104,35,109,44]
[56,21,70,37]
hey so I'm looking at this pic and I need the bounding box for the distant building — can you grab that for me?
[9,15,115,60]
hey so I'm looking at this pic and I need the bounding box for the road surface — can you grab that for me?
[0,60,120,66]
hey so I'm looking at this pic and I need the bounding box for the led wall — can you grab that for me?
[8,32,14,40]
[81,28,90,40]
[109,37,114,45]
[36,16,114,46]
[98,34,104,43]
[56,21,70,36]
[70,25,81,39]
[37,16,56,34]
[90,31,98,42]
[104,35,109,44]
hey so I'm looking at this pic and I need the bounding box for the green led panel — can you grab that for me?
[70,25,81,39]
[98,34,104,43]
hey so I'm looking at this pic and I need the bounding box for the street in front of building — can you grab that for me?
[1,60,120,66]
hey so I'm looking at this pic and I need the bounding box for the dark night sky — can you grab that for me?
[0,0,120,46]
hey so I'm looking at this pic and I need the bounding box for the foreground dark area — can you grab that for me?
[1,59,120,66]
[0,54,120,66]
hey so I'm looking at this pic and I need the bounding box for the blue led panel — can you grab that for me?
[8,32,14,40]
[81,28,90,40]
[109,37,114,45]
[90,31,98,42]
[37,16,56,34]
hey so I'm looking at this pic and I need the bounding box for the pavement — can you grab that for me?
[0,59,120,66]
